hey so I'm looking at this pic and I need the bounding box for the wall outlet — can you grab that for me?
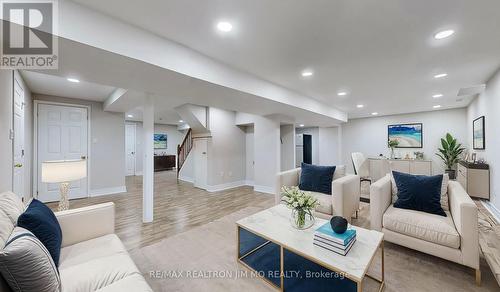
[9,129,14,140]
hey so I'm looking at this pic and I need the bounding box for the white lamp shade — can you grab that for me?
[41,160,87,183]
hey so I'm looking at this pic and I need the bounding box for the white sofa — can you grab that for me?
[370,176,480,285]
[0,191,152,292]
[275,165,360,221]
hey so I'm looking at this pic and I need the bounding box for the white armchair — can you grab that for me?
[275,165,361,222]
[370,175,480,285]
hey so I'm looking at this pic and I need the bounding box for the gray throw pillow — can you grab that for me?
[0,227,61,292]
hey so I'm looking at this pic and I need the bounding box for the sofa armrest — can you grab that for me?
[370,175,392,231]
[55,202,115,248]
[275,168,300,204]
[448,181,479,269]
[331,174,360,220]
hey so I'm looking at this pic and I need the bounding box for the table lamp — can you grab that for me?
[41,159,87,211]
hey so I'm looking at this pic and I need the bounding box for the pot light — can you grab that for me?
[434,73,448,79]
[179,120,184,123]
[434,30,455,40]
[371,112,378,116]
[433,105,442,109]
[127,114,133,118]
[432,94,443,98]
[67,78,80,83]
[356,104,364,108]
[301,70,313,77]
[337,91,347,96]
[299,124,305,127]
[216,21,233,32]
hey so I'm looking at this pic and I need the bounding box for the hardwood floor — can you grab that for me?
[49,171,274,251]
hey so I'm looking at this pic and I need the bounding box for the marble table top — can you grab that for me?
[237,204,384,282]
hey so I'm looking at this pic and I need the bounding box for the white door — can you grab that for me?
[193,139,208,189]
[13,76,25,200]
[125,124,136,176]
[37,104,88,202]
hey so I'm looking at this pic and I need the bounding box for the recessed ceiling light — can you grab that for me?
[337,91,347,96]
[179,120,184,123]
[216,21,233,32]
[67,78,80,83]
[434,30,455,40]
[433,105,442,109]
[371,112,378,116]
[301,70,313,77]
[127,114,133,118]
[434,73,448,79]
[356,104,364,108]
[299,124,305,127]
[432,94,443,98]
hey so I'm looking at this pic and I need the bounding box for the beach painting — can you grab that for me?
[388,123,423,148]
[473,116,485,150]
[154,134,168,149]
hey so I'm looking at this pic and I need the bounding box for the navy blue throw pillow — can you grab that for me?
[393,171,446,217]
[299,163,336,195]
[17,199,63,266]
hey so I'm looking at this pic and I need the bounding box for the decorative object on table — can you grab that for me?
[154,133,168,149]
[414,151,424,160]
[473,116,485,150]
[388,123,423,148]
[436,133,465,180]
[388,139,399,159]
[330,216,348,234]
[471,153,477,163]
[314,222,357,256]
[281,186,319,230]
[41,159,87,211]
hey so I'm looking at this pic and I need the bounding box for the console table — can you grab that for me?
[368,158,433,181]
[154,155,176,172]
[457,161,490,200]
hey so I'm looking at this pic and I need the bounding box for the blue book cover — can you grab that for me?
[315,222,356,245]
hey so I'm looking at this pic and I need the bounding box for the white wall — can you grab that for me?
[318,127,341,166]
[280,124,295,171]
[245,126,254,184]
[0,70,13,193]
[207,108,246,186]
[341,108,468,175]
[35,95,126,194]
[467,68,500,211]
[296,127,319,165]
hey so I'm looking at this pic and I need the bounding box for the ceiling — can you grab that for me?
[72,0,500,118]
[20,70,116,102]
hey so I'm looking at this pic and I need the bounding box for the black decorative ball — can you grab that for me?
[330,216,348,234]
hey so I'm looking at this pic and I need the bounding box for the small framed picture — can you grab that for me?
[473,116,485,150]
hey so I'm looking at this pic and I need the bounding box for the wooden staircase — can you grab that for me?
[177,128,193,179]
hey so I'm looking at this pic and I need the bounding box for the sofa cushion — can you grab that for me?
[0,192,25,224]
[309,191,332,215]
[333,165,345,180]
[393,171,446,217]
[59,234,127,269]
[17,199,63,266]
[0,227,61,292]
[95,274,152,292]
[299,163,336,195]
[383,205,460,249]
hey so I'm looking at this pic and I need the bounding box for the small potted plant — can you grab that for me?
[436,133,465,179]
[281,186,319,230]
[388,139,399,159]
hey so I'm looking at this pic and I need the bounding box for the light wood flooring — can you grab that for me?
[49,171,274,250]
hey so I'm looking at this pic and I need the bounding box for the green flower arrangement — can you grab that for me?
[281,186,320,229]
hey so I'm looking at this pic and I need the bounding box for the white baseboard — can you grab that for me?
[245,180,254,186]
[253,185,275,195]
[481,200,500,223]
[178,175,194,183]
[206,180,248,192]
[90,186,127,197]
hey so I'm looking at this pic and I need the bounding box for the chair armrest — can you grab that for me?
[275,168,300,204]
[370,175,392,231]
[448,181,479,269]
[55,202,115,248]
[332,174,360,220]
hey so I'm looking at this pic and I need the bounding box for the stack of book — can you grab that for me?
[313,222,356,256]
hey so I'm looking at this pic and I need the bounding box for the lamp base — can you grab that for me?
[58,182,70,211]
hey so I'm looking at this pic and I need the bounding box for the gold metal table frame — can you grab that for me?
[236,224,385,292]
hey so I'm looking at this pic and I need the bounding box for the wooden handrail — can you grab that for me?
[177,128,193,179]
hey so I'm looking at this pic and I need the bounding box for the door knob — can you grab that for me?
[81,156,87,160]
[14,163,23,168]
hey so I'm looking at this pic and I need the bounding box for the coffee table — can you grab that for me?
[236,205,384,292]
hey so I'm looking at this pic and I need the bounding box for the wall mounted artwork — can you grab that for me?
[154,134,168,149]
[473,116,485,150]
[388,123,423,148]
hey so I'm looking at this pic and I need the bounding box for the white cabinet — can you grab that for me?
[368,158,432,181]
[457,161,490,200]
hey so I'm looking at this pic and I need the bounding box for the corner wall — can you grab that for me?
[0,70,13,193]
[467,68,500,212]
